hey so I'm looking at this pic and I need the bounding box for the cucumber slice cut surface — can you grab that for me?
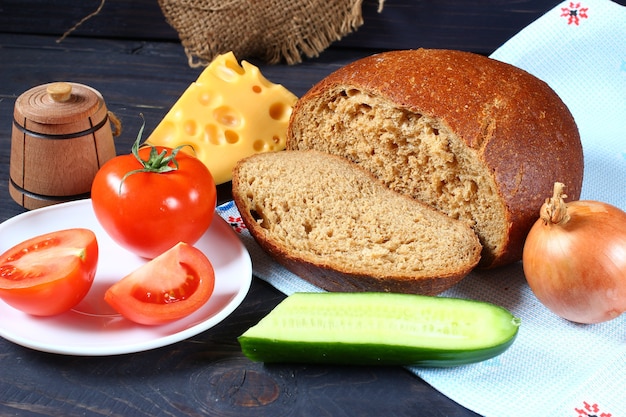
[239,292,521,367]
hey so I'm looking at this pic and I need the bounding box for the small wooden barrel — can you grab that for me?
[9,82,117,210]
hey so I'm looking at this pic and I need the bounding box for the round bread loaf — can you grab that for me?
[287,49,584,268]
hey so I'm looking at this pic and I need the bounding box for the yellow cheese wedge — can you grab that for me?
[146,51,298,184]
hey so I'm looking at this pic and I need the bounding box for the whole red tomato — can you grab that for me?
[91,129,216,259]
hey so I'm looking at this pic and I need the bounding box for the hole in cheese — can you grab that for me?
[252,85,262,93]
[269,102,289,121]
[213,106,241,127]
[225,59,246,75]
[225,130,239,144]
[184,119,197,136]
[253,140,266,152]
[198,91,213,106]
[205,124,220,145]
[215,59,246,81]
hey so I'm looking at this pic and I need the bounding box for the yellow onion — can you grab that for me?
[522,182,626,324]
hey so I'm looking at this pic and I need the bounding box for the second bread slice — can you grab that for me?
[232,150,482,295]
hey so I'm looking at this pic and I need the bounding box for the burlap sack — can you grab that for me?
[157,0,385,67]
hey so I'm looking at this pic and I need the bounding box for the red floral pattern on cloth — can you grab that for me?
[575,401,612,417]
[216,201,248,234]
[561,2,589,25]
[226,215,247,234]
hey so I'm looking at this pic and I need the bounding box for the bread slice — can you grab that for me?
[287,49,584,268]
[232,150,482,295]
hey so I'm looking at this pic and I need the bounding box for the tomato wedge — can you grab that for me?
[0,228,98,316]
[104,242,215,325]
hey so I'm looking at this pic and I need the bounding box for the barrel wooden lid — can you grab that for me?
[14,82,104,125]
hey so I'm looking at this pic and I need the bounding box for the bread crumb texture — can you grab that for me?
[233,150,481,280]
[287,49,583,267]
[302,88,503,261]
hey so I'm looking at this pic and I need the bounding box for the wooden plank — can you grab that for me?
[0,0,178,40]
[4,0,624,60]
[337,0,561,53]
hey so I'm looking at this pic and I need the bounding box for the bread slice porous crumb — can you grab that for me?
[301,88,505,265]
[232,150,482,295]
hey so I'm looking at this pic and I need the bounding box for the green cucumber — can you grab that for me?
[238,292,520,367]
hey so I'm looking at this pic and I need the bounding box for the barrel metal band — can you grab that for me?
[9,177,91,202]
[12,114,109,140]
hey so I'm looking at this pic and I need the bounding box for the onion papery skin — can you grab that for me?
[523,199,626,324]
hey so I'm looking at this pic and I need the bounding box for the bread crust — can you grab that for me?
[287,49,584,267]
[242,224,473,295]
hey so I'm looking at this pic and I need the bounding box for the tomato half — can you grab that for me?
[91,142,217,259]
[0,228,98,316]
[104,242,215,325]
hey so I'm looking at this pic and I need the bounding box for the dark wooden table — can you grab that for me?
[2,1,622,415]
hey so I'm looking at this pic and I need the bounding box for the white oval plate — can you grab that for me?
[0,199,252,356]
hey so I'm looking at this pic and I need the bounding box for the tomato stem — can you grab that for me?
[540,182,570,225]
[118,115,192,194]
